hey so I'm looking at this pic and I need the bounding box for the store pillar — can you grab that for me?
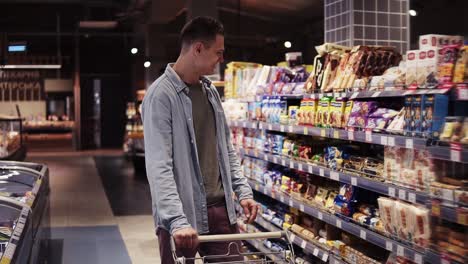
[324,0,410,53]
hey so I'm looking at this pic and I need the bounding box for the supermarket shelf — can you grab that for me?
[240,148,429,205]
[254,217,331,263]
[428,146,468,164]
[248,179,425,262]
[227,120,258,129]
[438,205,468,226]
[304,88,450,100]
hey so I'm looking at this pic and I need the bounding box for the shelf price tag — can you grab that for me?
[388,137,395,147]
[308,165,313,174]
[319,168,325,177]
[288,125,293,133]
[268,124,273,130]
[281,160,286,167]
[271,192,276,199]
[273,157,278,164]
[414,254,423,264]
[313,248,319,256]
[280,125,285,132]
[388,187,396,197]
[386,241,393,251]
[398,189,406,200]
[289,161,295,168]
[360,230,367,240]
[289,199,294,207]
[251,122,256,129]
[303,126,308,135]
[320,129,326,137]
[397,245,404,256]
[242,121,247,127]
[263,154,268,161]
[299,204,305,212]
[298,163,303,171]
[351,177,357,186]
[322,253,329,262]
[301,240,307,249]
[336,219,342,228]
[255,183,259,191]
[318,212,323,220]
[371,91,381,97]
[408,193,416,203]
[348,130,355,141]
[333,130,340,139]
[280,195,285,203]
[365,131,372,142]
[405,139,413,149]
[259,123,263,129]
[330,171,339,181]
[350,92,358,99]
[450,144,462,162]
[380,136,388,146]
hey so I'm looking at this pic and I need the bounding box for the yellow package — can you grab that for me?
[308,99,318,126]
[343,101,354,128]
[329,99,346,128]
[453,45,467,83]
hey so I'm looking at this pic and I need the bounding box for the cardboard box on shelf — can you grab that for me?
[419,34,464,50]
[406,50,418,89]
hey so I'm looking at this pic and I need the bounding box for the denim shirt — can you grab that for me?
[142,64,253,235]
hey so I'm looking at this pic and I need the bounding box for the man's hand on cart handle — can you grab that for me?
[173,227,199,249]
[240,198,258,224]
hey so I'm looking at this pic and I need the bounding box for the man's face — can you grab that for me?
[195,35,224,75]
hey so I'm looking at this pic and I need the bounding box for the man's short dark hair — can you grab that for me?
[180,16,224,48]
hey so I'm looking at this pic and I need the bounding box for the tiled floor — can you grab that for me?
[28,151,160,264]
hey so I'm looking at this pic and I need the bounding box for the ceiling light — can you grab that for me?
[144,61,151,68]
[131,48,138,54]
[409,9,417,16]
[284,41,292,49]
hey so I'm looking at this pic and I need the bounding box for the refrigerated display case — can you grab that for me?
[123,90,145,175]
[0,160,50,264]
[0,116,26,161]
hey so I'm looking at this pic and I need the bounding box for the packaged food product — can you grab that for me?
[329,98,346,128]
[347,116,367,129]
[314,187,329,207]
[438,45,461,85]
[405,50,418,89]
[403,96,413,136]
[411,95,423,137]
[315,97,332,127]
[421,94,449,139]
[461,118,468,144]
[413,207,430,247]
[343,101,353,128]
[440,116,464,142]
[453,45,468,83]
[419,34,464,50]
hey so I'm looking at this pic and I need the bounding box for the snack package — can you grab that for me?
[403,96,413,136]
[438,45,461,85]
[440,116,464,142]
[405,50,418,89]
[411,95,423,137]
[413,207,430,247]
[330,52,351,91]
[307,99,318,126]
[350,101,377,117]
[347,116,367,130]
[395,201,414,241]
[314,187,329,207]
[422,48,440,89]
[421,94,449,139]
[378,197,397,235]
[419,34,464,50]
[453,45,468,83]
[316,97,332,127]
[366,117,388,132]
[386,109,406,134]
[329,98,346,128]
[343,101,353,127]
[416,50,427,88]
[288,106,298,125]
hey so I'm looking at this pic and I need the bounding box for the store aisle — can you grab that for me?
[27,151,159,264]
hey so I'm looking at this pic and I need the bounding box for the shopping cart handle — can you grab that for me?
[170,231,287,252]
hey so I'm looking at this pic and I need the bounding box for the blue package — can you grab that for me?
[422,94,449,139]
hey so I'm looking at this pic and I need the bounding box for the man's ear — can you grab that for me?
[193,42,204,55]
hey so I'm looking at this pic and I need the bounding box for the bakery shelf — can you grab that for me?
[240,148,429,205]
[248,179,425,262]
[254,217,331,263]
[437,205,468,226]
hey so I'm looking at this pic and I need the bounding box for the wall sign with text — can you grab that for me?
[0,70,44,101]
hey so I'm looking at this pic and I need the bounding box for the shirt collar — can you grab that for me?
[165,63,213,94]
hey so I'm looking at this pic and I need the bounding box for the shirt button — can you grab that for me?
[188,118,192,121]
[191,139,194,144]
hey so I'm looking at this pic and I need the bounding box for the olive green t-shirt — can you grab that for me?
[188,81,225,205]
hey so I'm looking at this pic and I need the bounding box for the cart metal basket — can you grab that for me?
[170,231,295,263]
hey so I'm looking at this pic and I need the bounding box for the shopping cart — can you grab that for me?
[170,231,295,263]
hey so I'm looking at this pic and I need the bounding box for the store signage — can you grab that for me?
[0,70,44,101]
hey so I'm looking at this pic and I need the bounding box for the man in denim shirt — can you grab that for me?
[142,17,257,263]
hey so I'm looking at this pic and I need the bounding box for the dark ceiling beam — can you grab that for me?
[218,6,285,23]
[0,0,126,8]
[6,31,140,37]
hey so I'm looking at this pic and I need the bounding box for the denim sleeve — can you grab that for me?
[142,91,191,235]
